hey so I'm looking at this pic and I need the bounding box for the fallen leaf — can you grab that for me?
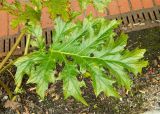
[4,100,20,110]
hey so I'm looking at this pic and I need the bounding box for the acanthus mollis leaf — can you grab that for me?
[14,16,148,105]
[29,24,45,50]
[61,64,88,106]
[2,0,42,29]
[44,0,70,21]
[50,17,147,100]
[11,4,41,29]
[105,62,133,90]
[27,56,56,99]
[14,56,34,93]
[92,0,111,12]
[14,52,44,92]
[120,48,148,75]
[14,51,56,99]
[89,65,120,97]
[78,0,111,13]
[78,0,91,10]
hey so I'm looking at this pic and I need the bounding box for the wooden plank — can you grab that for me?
[4,39,10,52]
[127,14,134,24]
[20,35,26,50]
[153,8,160,19]
[137,11,145,22]
[0,39,4,53]
[47,30,52,44]
[148,10,156,20]
[122,15,129,25]
[132,13,139,23]
[143,10,151,21]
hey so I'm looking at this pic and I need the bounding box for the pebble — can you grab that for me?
[3,95,8,100]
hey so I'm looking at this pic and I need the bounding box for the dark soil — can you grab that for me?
[0,27,160,114]
[127,27,160,61]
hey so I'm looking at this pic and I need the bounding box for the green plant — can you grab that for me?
[0,0,148,105]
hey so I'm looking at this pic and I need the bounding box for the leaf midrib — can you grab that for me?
[50,50,125,66]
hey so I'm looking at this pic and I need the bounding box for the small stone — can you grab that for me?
[39,100,43,102]
[133,23,140,26]
[3,96,8,100]
[119,98,123,101]
[139,23,145,26]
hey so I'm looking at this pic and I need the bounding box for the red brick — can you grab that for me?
[8,15,19,35]
[7,0,14,3]
[130,0,143,10]
[142,0,153,8]
[86,4,97,17]
[118,0,130,13]
[155,0,160,6]
[0,11,8,37]
[108,0,120,15]
[41,8,53,29]
[71,0,80,11]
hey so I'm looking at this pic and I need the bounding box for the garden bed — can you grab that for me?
[0,27,160,114]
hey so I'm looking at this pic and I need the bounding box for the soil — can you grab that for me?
[0,27,160,114]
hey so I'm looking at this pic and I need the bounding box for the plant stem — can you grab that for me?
[11,34,31,101]
[0,31,25,70]
[0,32,25,100]
[24,34,31,55]
[0,60,15,74]
[0,79,13,99]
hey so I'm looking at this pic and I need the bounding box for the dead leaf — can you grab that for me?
[4,100,20,110]
[139,90,146,94]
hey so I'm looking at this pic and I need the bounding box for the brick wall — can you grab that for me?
[0,0,160,38]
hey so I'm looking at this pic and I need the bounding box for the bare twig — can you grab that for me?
[6,69,14,79]
[24,34,31,55]
[0,79,13,98]
[0,60,15,74]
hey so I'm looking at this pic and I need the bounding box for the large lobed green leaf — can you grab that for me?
[1,0,42,29]
[61,64,88,105]
[0,0,148,106]
[78,0,111,12]
[44,0,70,21]
[14,17,148,105]
[14,52,56,98]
